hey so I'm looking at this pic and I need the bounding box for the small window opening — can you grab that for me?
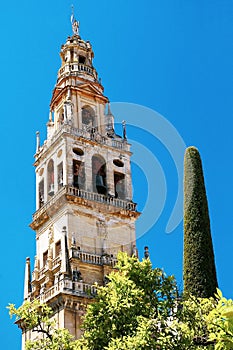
[55,240,61,257]
[73,148,84,156]
[43,250,48,266]
[113,159,124,167]
[79,56,86,64]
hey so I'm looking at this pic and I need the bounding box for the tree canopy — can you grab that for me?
[9,253,233,349]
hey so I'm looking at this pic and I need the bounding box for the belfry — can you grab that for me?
[21,15,139,347]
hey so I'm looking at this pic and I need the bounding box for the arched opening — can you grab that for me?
[57,162,63,189]
[73,160,85,190]
[39,179,44,208]
[79,55,86,64]
[92,155,107,195]
[114,172,125,199]
[58,108,64,126]
[82,105,96,130]
[47,159,54,197]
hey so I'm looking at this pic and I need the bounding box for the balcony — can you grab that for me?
[52,255,61,269]
[37,123,130,155]
[32,186,137,224]
[66,187,137,211]
[39,278,97,303]
[71,249,117,267]
[58,63,97,79]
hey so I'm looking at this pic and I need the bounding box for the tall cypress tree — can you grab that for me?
[183,146,218,298]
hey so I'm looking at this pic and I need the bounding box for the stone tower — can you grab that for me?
[21,16,139,347]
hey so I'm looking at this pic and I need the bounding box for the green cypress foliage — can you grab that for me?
[183,146,218,298]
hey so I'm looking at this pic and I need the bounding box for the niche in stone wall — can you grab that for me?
[57,162,63,189]
[81,105,96,130]
[43,250,48,267]
[39,179,44,208]
[47,159,55,198]
[55,240,61,257]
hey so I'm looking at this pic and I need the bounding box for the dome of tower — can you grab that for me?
[57,31,99,84]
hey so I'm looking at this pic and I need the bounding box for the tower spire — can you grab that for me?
[71,5,79,35]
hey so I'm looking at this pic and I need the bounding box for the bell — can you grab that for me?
[96,175,104,186]
[96,175,106,194]
[48,183,54,196]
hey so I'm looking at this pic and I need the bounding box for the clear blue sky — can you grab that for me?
[1,1,233,349]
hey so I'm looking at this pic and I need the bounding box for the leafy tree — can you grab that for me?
[8,299,78,350]
[75,254,232,349]
[76,253,177,349]
[9,253,233,349]
[183,146,218,298]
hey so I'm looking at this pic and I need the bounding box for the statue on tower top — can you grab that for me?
[71,5,79,35]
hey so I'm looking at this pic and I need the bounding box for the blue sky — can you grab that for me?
[1,1,233,349]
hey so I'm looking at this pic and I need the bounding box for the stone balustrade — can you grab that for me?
[39,279,97,303]
[33,186,136,223]
[52,255,61,269]
[66,186,137,211]
[71,249,117,267]
[58,63,96,78]
[38,123,129,154]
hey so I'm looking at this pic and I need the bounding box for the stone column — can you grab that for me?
[106,161,114,196]
[125,158,132,201]
[85,151,93,192]
[77,95,82,129]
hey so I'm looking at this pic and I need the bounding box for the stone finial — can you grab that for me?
[71,232,76,247]
[61,227,72,277]
[132,245,138,258]
[24,257,31,300]
[107,103,112,115]
[49,110,53,122]
[144,246,150,259]
[122,120,127,139]
[36,131,40,153]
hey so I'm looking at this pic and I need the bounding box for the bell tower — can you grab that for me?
[22,15,139,347]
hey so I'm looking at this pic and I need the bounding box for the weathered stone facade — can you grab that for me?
[21,18,139,349]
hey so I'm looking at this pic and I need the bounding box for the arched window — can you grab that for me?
[73,160,85,189]
[58,109,64,126]
[79,55,86,64]
[47,159,54,197]
[82,106,96,130]
[39,179,44,208]
[92,155,107,195]
[114,172,125,199]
